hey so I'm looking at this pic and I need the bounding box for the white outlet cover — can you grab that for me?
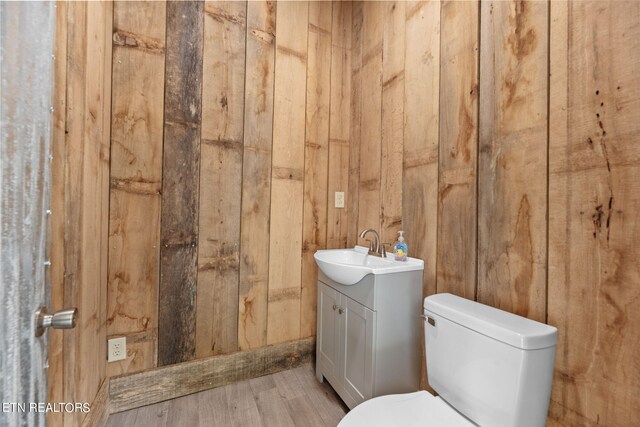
[335,192,345,208]
[108,337,127,362]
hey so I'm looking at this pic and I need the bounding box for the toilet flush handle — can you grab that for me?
[420,314,436,327]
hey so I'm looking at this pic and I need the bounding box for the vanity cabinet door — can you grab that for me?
[341,296,375,403]
[317,283,342,380]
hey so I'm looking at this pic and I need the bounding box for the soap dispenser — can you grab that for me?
[394,231,408,261]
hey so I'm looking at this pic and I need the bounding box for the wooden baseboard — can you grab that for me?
[109,337,315,414]
[81,378,110,427]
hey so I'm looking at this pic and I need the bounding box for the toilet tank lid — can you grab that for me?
[424,294,557,350]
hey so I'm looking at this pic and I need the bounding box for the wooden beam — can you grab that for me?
[110,338,315,414]
[300,1,332,339]
[238,0,276,351]
[158,0,204,366]
[436,0,479,300]
[196,0,247,359]
[266,0,309,345]
[107,0,166,375]
[548,1,640,425]
[477,0,548,322]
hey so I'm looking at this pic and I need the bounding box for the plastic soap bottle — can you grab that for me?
[394,231,408,262]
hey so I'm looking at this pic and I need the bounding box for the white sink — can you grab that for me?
[314,246,424,285]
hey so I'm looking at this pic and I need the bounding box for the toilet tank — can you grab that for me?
[424,294,557,427]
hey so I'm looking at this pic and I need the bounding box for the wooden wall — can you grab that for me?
[107,0,166,375]
[350,1,640,425]
[49,1,639,425]
[477,0,548,322]
[49,1,113,426]
[547,2,640,425]
[105,0,352,373]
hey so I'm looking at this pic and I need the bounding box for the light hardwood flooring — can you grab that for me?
[105,363,349,427]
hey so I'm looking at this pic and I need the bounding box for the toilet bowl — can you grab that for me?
[338,293,557,427]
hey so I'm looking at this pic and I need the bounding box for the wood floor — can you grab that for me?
[105,363,349,427]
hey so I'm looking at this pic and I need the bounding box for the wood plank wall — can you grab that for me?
[300,1,333,339]
[158,0,204,366]
[107,0,166,375]
[50,1,639,425]
[351,0,640,425]
[238,0,276,351]
[104,0,351,374]
[326,2,352,250]
[547,2,640,425]
[477,0,548,322]
[437,0,478,300]
[266,0,309,346]
[347,1,363,248]
[197,0,246,359]
[404,0,441,390]
[50,1,113,426]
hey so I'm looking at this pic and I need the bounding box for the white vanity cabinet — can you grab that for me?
[315,268,423,409]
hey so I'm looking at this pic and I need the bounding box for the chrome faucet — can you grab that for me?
[358,229,389,257]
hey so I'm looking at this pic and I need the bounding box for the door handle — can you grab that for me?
[35,306,77,337]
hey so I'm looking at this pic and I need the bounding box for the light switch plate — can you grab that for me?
[108,337,127,362]
[335,192,345,208]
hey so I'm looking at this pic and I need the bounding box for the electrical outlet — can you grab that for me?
[335,192,345,208]
[108,337,127,362]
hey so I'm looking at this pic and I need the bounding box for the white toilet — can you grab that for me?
[338,293,557,427]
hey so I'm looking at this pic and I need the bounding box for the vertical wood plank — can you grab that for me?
[547,7,573,423]
[380,1,405,244]
[547,4,573,422]
[159,0,203,366]
[477,0,548,322]
[196,0,247,359]
[346,1,363,248]
[326,1,351,250]
[356,1,383,238]
[548,1,640,425]
[63,1,113,424]
[404,0,440,308]
[79,0,112,421]
[108,0,166,374]
[98,2,113,406]
[436,0,479,300]
[238,0,276,351]
[300,1,332,339]
[49,2,68,425]
[62,4,86,422]
[403,0,440,390]
[266,0,309,345]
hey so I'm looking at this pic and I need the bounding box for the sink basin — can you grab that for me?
[314,246,424,285]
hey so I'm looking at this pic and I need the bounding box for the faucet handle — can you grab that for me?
[380,243,393,258]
